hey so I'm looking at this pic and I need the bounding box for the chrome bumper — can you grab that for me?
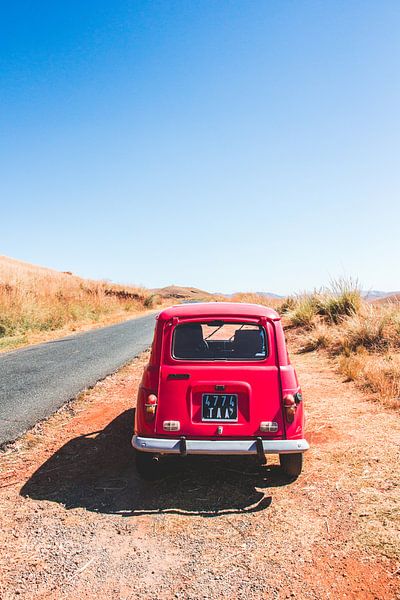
[132,435,309,455]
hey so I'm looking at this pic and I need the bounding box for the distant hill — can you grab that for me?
[152,285,218,302]
[362,290,400,302]
[224,291,283,299]
[370,293,400,304]
[254,291,284,299]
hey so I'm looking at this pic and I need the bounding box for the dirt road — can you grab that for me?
[0,340,399,599]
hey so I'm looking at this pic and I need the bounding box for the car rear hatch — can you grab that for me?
[155,318,285,438]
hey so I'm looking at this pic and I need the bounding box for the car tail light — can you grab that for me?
[283,394,296,424]
[163,420,180,431]
[145,393,158,421]
[260,421,278,433]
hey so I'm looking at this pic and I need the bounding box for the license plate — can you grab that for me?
[202,393,238,422]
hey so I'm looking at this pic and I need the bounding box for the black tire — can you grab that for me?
[135,449,164,480]
[279,453,303,478]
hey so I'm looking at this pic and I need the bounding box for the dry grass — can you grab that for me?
[338,305,397,352]
[281,278,362,327]
[283,279,400,408]
[339,350,400,408]
[297,321,333,352]
[0,256,160,350]
[230,292,281,308]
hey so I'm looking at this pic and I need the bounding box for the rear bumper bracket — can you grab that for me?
[179,436,187,457]
[255,437,266,464]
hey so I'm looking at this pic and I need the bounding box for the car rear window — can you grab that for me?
[172,321,267,361]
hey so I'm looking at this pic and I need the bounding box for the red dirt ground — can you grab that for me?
[0,341,399,599]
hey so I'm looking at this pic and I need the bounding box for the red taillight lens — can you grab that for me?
[146,394,157,405]
[144,393,158,421]
[283,394,296,424]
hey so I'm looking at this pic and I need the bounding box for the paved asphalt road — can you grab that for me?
[0,313,156,445]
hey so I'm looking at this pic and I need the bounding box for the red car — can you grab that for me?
[132,302,309,479]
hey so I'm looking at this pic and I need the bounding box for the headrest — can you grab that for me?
[174,323,205,356]
[233,329,264,356]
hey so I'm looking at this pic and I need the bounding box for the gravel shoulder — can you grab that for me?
[0,340,399,599]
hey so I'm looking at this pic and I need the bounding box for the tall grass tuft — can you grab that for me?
[277,296,297,314]
[287,295,320,328]
[283,278,362,328]
[316,278,362,323]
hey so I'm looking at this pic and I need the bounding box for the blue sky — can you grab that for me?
[1,1,399,294]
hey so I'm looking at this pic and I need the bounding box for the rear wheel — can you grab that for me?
[135,450,164,480]
[279,453,303,478]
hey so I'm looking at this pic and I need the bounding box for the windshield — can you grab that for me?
[172,322,267,361]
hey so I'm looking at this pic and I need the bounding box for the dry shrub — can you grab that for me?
[335,304,400,407]
[339,351,400,408]
[0,257,158,346]
[284,277,400,408]
[284,278,362,329]
[277,296,297,314]
[143,293,160,309]
[316,278,361,323]
[299,321,336,352]
[287,295,319,328]
[335,304,400,353]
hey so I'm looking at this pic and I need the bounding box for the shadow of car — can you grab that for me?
[21,409,291,517]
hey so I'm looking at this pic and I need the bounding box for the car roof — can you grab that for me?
[158,302,280,321]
